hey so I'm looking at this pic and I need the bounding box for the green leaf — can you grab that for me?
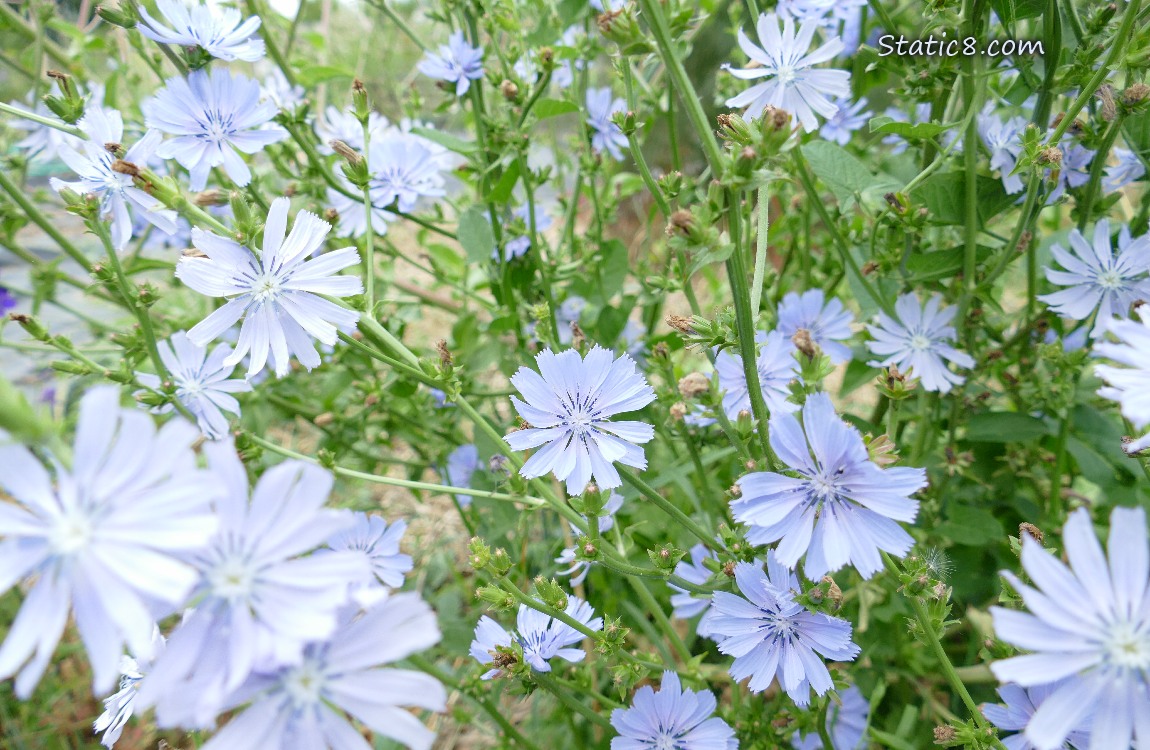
[533,98,579,120]
[868,116,955,139]
[965,412,1053,443]
[486,161,521,204]
[910,171,1017,227]
[801,142,898,210]
[938,503,1004,545]
[596,240,629,302]
[457,207,495,264]
[1123,115,1150,158]
[295,64,355,87]
[903,245,995,282]
[597,306,628,344]
[1066,437,1120,487]
[410,127,477,155]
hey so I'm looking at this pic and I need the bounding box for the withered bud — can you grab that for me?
[1123,83,1150,105]
[791,328,818,359]
[539,47,554,65]
[1098,84,1117,122]
[762,105,789,130]
[861,260,879,276]
[570,321,586,350]
[1019,522,1044,544]
[666,314,695,335]
[597,9,623,34]
[669,402,687,421]
[820,576,843,608]
[324,208,339,223]
[46,69,69,81]
[1037,147,1062,166]
[194,189,227,206]
[111,159,140,177]
[933,726,957,744]
[652,342,670,359]
[329,139,363,166]
[351,78,366,94]
[716,113,734,129]
[677,372,710,399]
[499,79,519,100]
[182,247,208,259]
[884,192,905,211]
[435,339,453,367]
[583,542,597,556]
[666,209,696,238]
[722,561,737,577]
[739,145,756,161]
[104,142,123,155]
[314,412,335,427]
[729,484,741,498]
[364,393,379,407]
[744,459,755,471]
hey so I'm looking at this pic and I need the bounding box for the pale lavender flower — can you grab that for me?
[445,444,481,506]
[714,330,799,419]
[325,182,396,238]
[418,31,484,96]
[610,671,738,750]
[137,443,369,728]
[1103,148,1145,193]
[93,629,165,749]
[557,295,587,345]
[0,286,15,314]
[499,202,556,261]
[0,386,219,697]
[314,106,390,155]
[980,682,1092,750]
[556,491,625,585]
[819,96,870,146]
[979,112,1027,194]
[8,82,103,162]
[865,292,975,393]
[505,346,657,495]
[723,13,850,131]
[199,593,446,750]
[135,331,251,440]
[881,103,931,155]
[49,107,178,251]
[176,197,363,378]
[792,685,869,750]
[776,290,855,364]
[776,0,867,52]
[708,555,860,705]
[369,131,448,212]
[669,544,718,638]
[731,392,926,579]
[260,68,305,112]
[470,595,603,678]
[143,69,288,190]
[1045,141,1094,204]
[989,506,1150,750]
[325,512,412,590]
[1095,305,1150,454]
[137,0,265,61]
[1038,220,1150,339]
[586,87,628,161]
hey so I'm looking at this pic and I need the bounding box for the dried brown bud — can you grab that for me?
[194,189,227,207]
[884,192,905,211]
[8,312,31,324]
[821,575,843,608]
[933,725,957,744]
[861,260,879,275]
[324,208,339,223]
[435,339,453,367]
[351,78,366,94]
[329,139,363,166]
[111,159,140,177]
[666,209,696,238]
[364,393,379,407]
[669,402,688,421]
[499,79,519,100]
[597,9,623,35]
[677,372,710,399]
[1098,85,1117,122]
[314,412,335,427]
[762,105,789,130]
[666,314,695,335]
[722,561,737,577]
[1123,83,1150,106]
[46,69,69,81]
[791,328,818,359]
[716,113,733,129]
[729,484,741,498]
[539,47,554,65]
[181,247,208,259]
[570,321,586,350]
[652,342,670,359]
[1037,146,1063,166]
[1019,522,1044,544]
[104,141,123,155]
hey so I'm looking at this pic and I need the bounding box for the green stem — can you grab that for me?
[245,0,295,84]
[1077,116,1125,230]
[531,672,614,730]
[619,467,718,549]
[1045,0,1142,146]
[0,1,70,66]
[751,185,770,319]
[627,576,692,663]
[0,101,84,137]
[361,125,376,315]
[405,654,542,750]
[367,0,428,52]
[959,0,983,348]
[0,169,91,272]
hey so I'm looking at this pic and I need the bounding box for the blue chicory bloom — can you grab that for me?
[418,31,485,96]
[714,330,800,419]
[143,68,288,191]
[978,112,1027,194]
[0,386,219,698]
[137,0,265,62]
[776,290,856,364]
[792,684,870,750]
[819,96,870,146]
[990,506,1150,750]
[723,13,850,131]
[1103,148,1146,194]
[470,595,604,678]
[505,346,657,495]
[731,392,926,579]
[669,544,719,638]
[610,671,739,750]
[865,292,975,394]
[93,628,165,749]
[708,554,860,706]
[981,682,1092,750]
[586,87,628,161]
[445,444,481,506]
[176,197,363,378]
[1095,305,1150,454]
[325,512,413,592]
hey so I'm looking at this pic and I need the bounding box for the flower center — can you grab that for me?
[283,659,326,708]
[808,473,839,502]
[1104,620,1150,670]
[1096,269,1124,290]
[208,554,257,599]
[50,510,94,555]
[909,333,932,351]
[251,271,282,303]
[776,64,797,84]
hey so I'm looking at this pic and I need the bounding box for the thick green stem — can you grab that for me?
[0,169,91,272]
[0,101,85,137]
[619,467,718,549]
[532,672,614,730]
